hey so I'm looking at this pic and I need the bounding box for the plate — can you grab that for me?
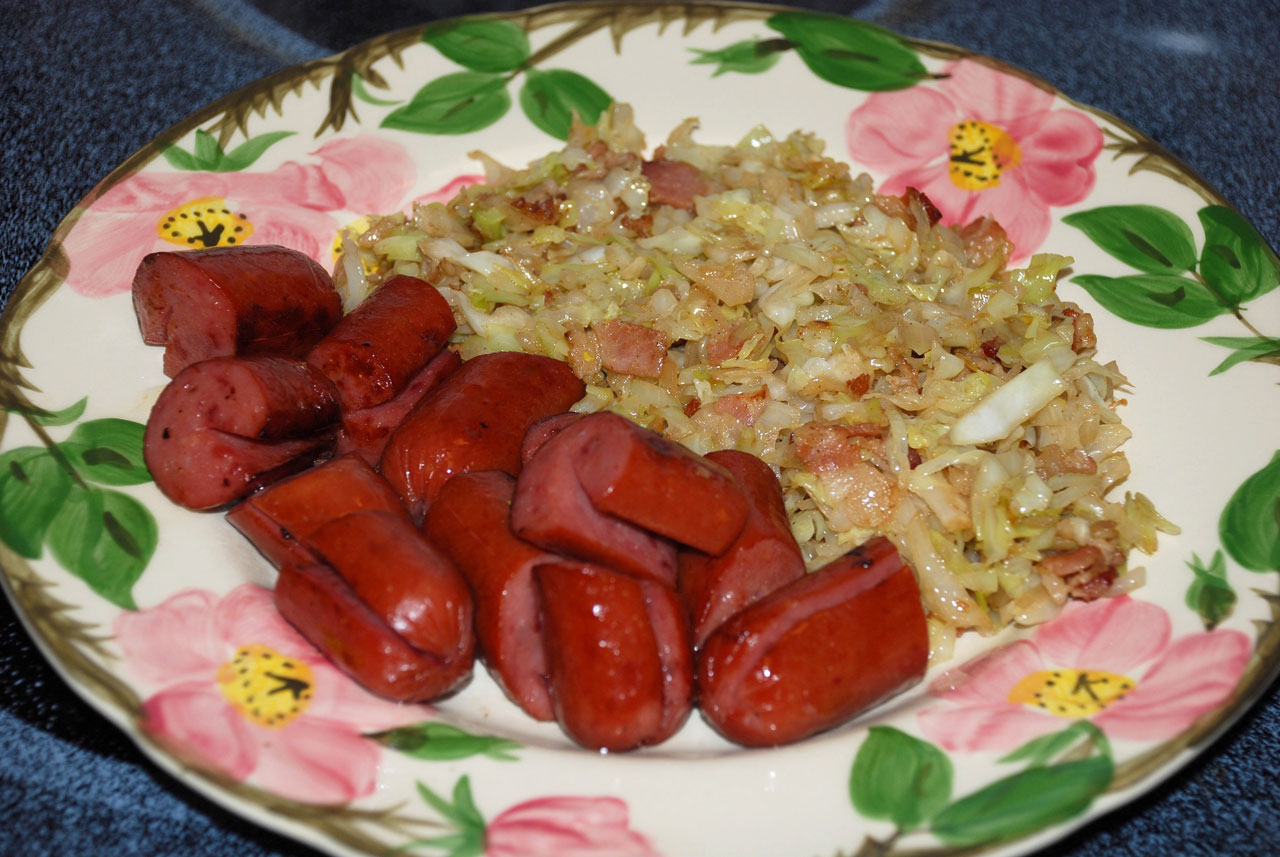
[2,3,1279,856]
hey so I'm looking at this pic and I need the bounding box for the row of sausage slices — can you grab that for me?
[133,244,929,751]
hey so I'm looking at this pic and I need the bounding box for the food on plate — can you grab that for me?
[340,103,1174,659]
[678,449,807,647]
[226,453,411,570]
[379,350,585,517]
[536,561,693,752]
[133,245,342,377]
[274,509,475,702]
[697,536,928,746]
[335,348,462,465]
[143,355,338,510]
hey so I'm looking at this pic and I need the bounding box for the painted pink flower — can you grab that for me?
[414,173,485,207]
[917,596,1250,753]
[64,134,416,297]
[114,584,427,803]
[485,796,661,857]
[847,59,1104,261]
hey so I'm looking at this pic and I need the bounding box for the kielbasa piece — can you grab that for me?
[536,562,668,751]
[275,562,472,702]
[573,413,749,555]
[697,536,928,747]
[519,412,585,464]
[143,356,339,510]
[641,159,710,212]
[678,450,806,647]
[307,510,473,662]
[424,471,557,721]
[642,579,695,744]
[132,245,342,377]
[306,275,456,412]
[380,351,586,517]
[336,349,462,466]
[510,421,678,587]
[226,454,409,570]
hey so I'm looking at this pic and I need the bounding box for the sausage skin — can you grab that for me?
[536,562,693,751]
[306,274,456,412]
[678,449,806,647]
[336,349,462,466]
[226,454,409,570]
[143,356,338,510]
[697,536,928,747]
[132,246,342,377]
[380,352,585,517]
[424,471,557,721]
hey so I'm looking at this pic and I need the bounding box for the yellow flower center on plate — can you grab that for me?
[157,196,253,248]
[1008,667,1135,717]
[216,644,314,729]
[947,120,1021,191]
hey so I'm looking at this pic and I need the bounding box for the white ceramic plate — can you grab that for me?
[3,4,1279,856]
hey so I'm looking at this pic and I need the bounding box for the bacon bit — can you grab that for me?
[905,187,943,226]
[641,159,710,211]
[1036,545,1117,602]
[594,320,669,379]
[711,388,770,426]
[980,336,1003,361]
[621,213,653,238]
[683,398,701,417]
[846,373,871,397]
[791,424,900,528]
[1037,444,1098,479]
[845,422,884,439]
[792,422,878,471]
[511,195,561,225]
[958,215,1014,266]
[907,448,923,469]
[1062,306,1097,352]
[703,322,753,365]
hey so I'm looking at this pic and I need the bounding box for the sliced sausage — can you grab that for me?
[697,536,928,747]
[306,274,456,412]
[380,352,585,517]
[572,413,748,555]
[536,562,692,751]
[307,510,473,662]
[132,245,342,377]
[519,412,585,464]
[678,450,806,647]
[275,561,472,703]
[510,419,678,587]
[226,454,409,570]
[143,356,338,510]
[336,349,462,466]
[424,471,558,721]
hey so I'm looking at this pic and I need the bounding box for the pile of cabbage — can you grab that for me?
[338,104,1175,662]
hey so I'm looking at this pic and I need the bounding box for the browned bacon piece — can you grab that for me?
[642,159,710,211]
[132,245,342,377]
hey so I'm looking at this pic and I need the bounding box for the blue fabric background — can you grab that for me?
[2,0,1277,854]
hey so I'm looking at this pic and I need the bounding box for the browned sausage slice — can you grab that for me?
[519,412,585,464]
[306,274,456,412]
[143,356,338,510]
[380,352,585,517]
[275,562,472,703]
[226,454,409,570]
[678,449,806,647]
[510,420,678,587]
[697,536,928,747]
[536,562,691,751]
[132,246,342,377]
[424,471,558,721]
[336,349,462,466]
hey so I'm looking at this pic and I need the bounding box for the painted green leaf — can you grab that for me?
[221,132,297,171]
[931,756,1112,847]
[518,68,612,141]
[998,720,1101,768]
[352,73,401,107]
[1061,205,1197,275]
[689,38,786,76]
[766,11,928,91]
[0,448,72,558]
[423,18,530,73]
[60,418,150,486]
[1198,205,1280,307]
[1072,273,1227,328]
[372,721,521,761]
[850,726,953,831]
[1201,335,1280,376]
[1186,550,1236,629]
[162,129,295,172]
[412,777,486,857]
[9,397,89,427]
[382,72,511,135]
[1219,449,1280,572]
[46,487,156,609]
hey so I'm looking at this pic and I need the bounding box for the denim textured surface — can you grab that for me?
[2,1,1277,854]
